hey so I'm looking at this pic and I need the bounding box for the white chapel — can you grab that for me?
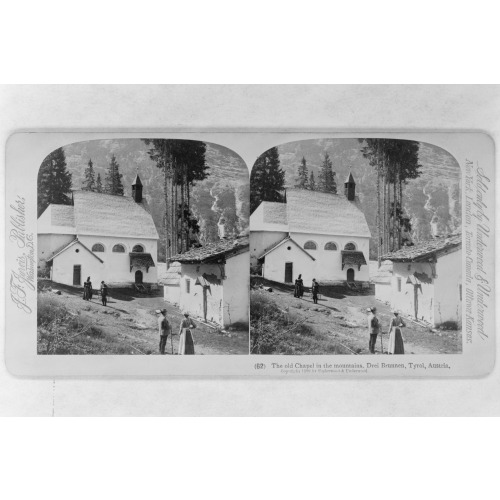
[37,175,159,287]
[250,173,371,285]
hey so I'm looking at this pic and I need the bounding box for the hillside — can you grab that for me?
[275,138,461,256]
[62,139,250,260]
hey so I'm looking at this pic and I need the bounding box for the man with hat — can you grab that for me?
[367,307,380,354]
[158,308,171,355]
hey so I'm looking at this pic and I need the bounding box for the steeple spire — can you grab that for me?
[344,171,356,201]
[132,172,143,202]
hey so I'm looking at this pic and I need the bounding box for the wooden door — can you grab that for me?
[285,262,293,283]
[347,268,355,282]
[73,265,81,286]
[135,270,143,284]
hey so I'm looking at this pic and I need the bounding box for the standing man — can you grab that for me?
[100,281,108,306]
[158,309,171,355]
[367,307,380,354]
[312,279,320,304]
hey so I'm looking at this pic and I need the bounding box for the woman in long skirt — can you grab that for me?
[178,312,196,355]
[387,310,406,354]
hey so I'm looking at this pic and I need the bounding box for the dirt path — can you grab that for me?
[39,282,248,355]
[258,284,462,355]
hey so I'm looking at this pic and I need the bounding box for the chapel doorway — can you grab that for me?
[346,268,355,282]
[73,265,81,286]
[135,270,143,284]
[285,262,293,283]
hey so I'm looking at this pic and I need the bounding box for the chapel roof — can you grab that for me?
[285,188,371,238]
[381,233,462,262]
[72,190,159,239]
[50,205,75,228]
[262,202,288,225]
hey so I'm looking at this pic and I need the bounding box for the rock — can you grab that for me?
[52,289,62,295]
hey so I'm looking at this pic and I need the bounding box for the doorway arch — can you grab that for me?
[135,270,143,284]
[346,268,355,282]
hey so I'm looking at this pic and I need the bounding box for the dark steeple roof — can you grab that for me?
[344,172,355,184]
[132,174,143,186]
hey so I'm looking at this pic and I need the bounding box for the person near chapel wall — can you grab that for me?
[100,281,108,306]
[312,278,319,304]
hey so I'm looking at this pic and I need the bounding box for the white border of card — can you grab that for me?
[5,131,495,377]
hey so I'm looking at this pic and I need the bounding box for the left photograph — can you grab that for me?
[37,139,250,355]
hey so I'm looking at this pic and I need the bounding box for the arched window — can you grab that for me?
[344,242,357,251]
[132,244,144,253]
[324,242,338,251]
[112,244,126,253]
[304,241,317,250]
[92,243,105,253]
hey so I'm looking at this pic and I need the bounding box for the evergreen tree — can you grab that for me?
[142,139,208,257]
[96,173,103,193]
[105,154,124,195]
[318,152,337,193]
[82,159,96,191]
[37,147,72,217]
[295,156,309,189]
[250,147,285,214]
[309,171,316,191]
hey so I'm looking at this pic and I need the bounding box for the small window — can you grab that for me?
[132,244,144,252]
[324,242,337,251]
[459,284,462,301]
[186,279,191,294]
[92,243,105,252]
[344,242,356,251]
[397,277,402,292]
[304,241,317,250]
[112,244,126,253]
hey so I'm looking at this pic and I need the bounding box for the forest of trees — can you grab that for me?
[37,147,72,217]
[358,139,422,264]
[142,139,209,261]
[81,155,124,195]
[294,152,337,193]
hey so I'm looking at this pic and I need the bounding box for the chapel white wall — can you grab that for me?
[250,230,287,267]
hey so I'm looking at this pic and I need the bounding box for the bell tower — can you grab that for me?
[132,173,143,203]
[344,172,356,201]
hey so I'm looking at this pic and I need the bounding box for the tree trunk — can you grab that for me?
[186,174,191,251]
[180,165,185,253]
[393,168,397,251]
[399,174,403,248]
[377,146,382,267]
[164,149,170,268]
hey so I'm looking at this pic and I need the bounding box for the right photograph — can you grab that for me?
[250,138,462,356]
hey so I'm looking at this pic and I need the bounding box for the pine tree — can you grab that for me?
[105,154,124,195]
[96,173,103,193]
[82,159,96,191]
[37,147,73,217]
[142,139,208,258]
[309,171,316,191]
[250,147,285,214]
[295,156,309,189]
[318,152,337,193]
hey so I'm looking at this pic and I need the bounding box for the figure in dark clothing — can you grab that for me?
[158,309,171,355]
[100,281,108,306]
[83,277,92,300]
[294,274,304,298]
[367,307,380,354]
[312,279,320,304]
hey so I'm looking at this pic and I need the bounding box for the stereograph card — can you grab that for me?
[4,131,495,378]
